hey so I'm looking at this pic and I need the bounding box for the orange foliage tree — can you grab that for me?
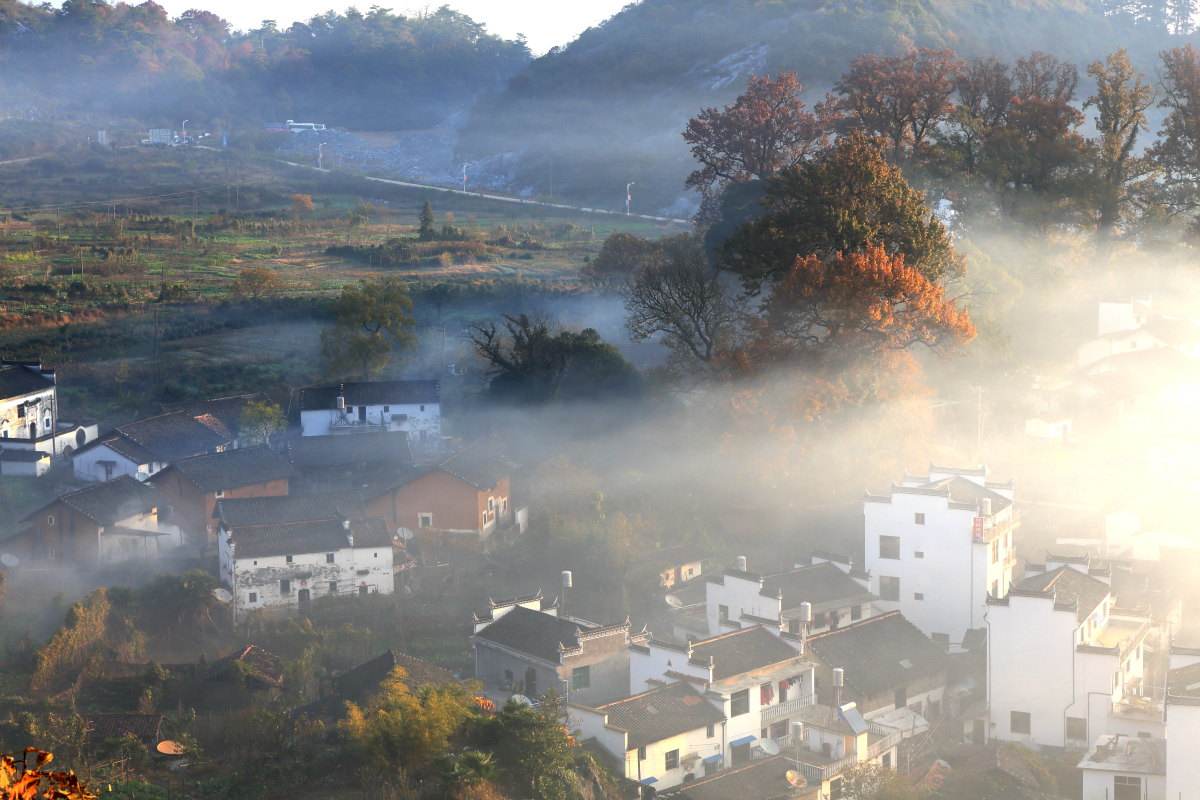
[1,749,96,800]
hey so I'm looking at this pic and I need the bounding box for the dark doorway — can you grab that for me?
[524,667,537,697]
[298,588,311,608]
[358,405,367,422]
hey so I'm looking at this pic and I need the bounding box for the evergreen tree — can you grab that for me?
[418,201,437,241]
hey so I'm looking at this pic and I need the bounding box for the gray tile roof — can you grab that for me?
[474,606,584,663]
[166,446,293,492]
[231,518,391,559]
[298,380,439,411]
[593,682,724,749]
[36,476,161,526]
[1012,566,1110,621]
[806,612,946,697]
[689,626,801,681]
[115,411,232,462]
[668,755,809,799]
[288,431,413,470]
[215,492,364,528]
[762,563,875,611]
[0,362,53,400]
[921,475,1012,512]
[438,449,510,491]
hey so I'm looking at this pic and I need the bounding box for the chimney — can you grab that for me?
[832,667,844,707]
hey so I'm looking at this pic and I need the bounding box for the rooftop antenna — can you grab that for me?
[561,570,573,618]
[626,182,635,215]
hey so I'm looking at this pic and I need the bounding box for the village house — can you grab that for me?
[661,754,816,800]
[12,476,182,564]
[285,430,412,492]
[215,492,367,534]
[150,446,292,550]
[986,564,1160,750]
[864,465,1017,649]
[649,545,706,590]
[471,592,634,706]
[1165,662,1200,799]
[296,380,441,444]
[0,360,97,472]
[630,625,816,767]
[787,701,902,798]
[803,611,948,730]
[219,516,395,621]
[569,681,727,790]
[73,409,235,483]
[300,649,459,719]
[1078,733,1165,800]
[706,555,876,638]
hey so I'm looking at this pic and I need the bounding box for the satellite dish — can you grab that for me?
[758,739,781,756]
[0,553,18,568]
[211,588,233,604]
[510,694,533,707]
[785,770,803,788]
[665,594,684,609]
[156,740,185,756]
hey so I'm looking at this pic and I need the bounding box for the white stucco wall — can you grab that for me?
[300,402,441,440]
[73,443,158,482]
[1081,769,1165,800]
[706,574,780,635]
[1166,703,1200,799]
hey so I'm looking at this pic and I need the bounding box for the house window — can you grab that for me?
[286,555,293,564]
[488,497,495,511]
[373,552,378,558]
[326,553,335,563]
[851,604,862,621]
[880,576,900,601]
[879,535,901,560]
[706,723,715,738]
[571,666,591,690]
[504,669,514,688]
[420,404,426,412]
[1010,711,1031,735]
[914,551,925,559]
[328,581,337,594]
[46,514,55,526]
[760,682,773,706]
[914,513,925,525]
[665,749,679,771]
[383,406,390,412]
[248,592,257,603]
[419,513,433,528]
[214,490,224,499]
[1066,717,1087,741]
[730,689,749,717]
[882,752,891,769]
[718,604,730,624]
[1114,776,1141,800]
[280,579,291,595]
[637,746,646,761]
[914,592,925,601]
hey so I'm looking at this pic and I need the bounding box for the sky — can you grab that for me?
[153,0,633,53]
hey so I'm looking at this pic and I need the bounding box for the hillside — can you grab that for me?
[458,0,1189,213]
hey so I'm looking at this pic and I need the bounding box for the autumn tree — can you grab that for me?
[837,48,964,161]
[1152,45,1200,219]
[683,72,837,217]
[320,276,416,379]
[476,695,578,800]
[289,193,314,220]
[239,400,286,446]
[582,232,661,289]
[1005,52,1086,195]
[716,132,963,292]
[231,266,282,299]
[1085,49,1156,237]
[1,748,96,800]
[623,234,735,369]
[938,57,1013,181]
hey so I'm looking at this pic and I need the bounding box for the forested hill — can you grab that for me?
[0,1,530,129]
[458,0,1193,212]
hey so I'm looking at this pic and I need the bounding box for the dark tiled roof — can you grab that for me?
[762,563,875,611]
[167,446,293,492]
[298,380,440,411]
[922,475,1012,512]
[689,626,801,681]
[794,703,868,737]
[806,612,946,697]
[216,492,364,527]
[288,431,413,470]
[231,518,392,559]
[85,713,163,744]
[35,476,160,526]
[85,433,156,464]
[438,449,510,491]
[116,411,232,462]
[594,682,724,749]
[1168,662,1200,703]
[1013,566,1110,621]
[337,650,456,700]
[474,606,584,663]
[0,362,53,400]
[219,644,284,688]
[669,756,810,800]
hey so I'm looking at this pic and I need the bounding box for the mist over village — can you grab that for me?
[5,1,1200,799]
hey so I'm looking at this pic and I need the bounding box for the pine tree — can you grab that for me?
[418,200,436,241]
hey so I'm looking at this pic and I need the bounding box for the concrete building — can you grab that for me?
[0,360,96,464]
[987,565,1160,750]
[472,593,633,706]
[864,465,1016,648]
[74,410,234,483]
[297,380,441,443]
[788,702,902,797]
[1078,734,1165,800]
[219,517,394,621]
[630,625,816,767]
[1165,662,1200,800]
[569,681,727,790]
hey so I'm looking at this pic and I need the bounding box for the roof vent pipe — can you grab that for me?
[735,555,748,572]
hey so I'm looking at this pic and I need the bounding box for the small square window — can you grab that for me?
[880,575,900,602]
[252,560,258,566]
[914,513,925,525]
[286,555,293,564]
[214,490,224,499]
[665,749,679,771]
[731,689,750,717]
[248,592,257,603]
[420,404,426,412]
[706,723,715,738]
[419,513,433,528]
[383,406,390,412]
[280,579,291,595]
[851,604,862,621]
[1011,711,1031,735]
[329,580,337,594]
[373,552,378,558]
[879,535,901,559]
[46,514,56,526]
[915,551,925,559]
[571,665,590,690]
[914,592,924,601]
[326,552,335,563]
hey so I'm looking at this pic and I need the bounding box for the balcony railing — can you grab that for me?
[760,691,817,725]
[772,723,902,784]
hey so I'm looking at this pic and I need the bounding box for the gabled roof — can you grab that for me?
[298,380,440,411]
[219,644,284,688]
[1167,662,1200,704]
[921,475,1012,512]
[30,476,159,526]
[806,612,946,697]
[84,713,163,744]
[288,431,413,470]
[165,446,293,492]
[592,682,724,749]
[794,703,869,737]
[1011,566,1110,621]
[301,649,458,718]
[437,448,510,491]
[0,362,53,400]
[761,562,874,611]
[113,410,232,462]
[474,606,585,663]
[215,492,364,528]
[689,626,802,681]
[669,755,810,800]
[230,518,392,559]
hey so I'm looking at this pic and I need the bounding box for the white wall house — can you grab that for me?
[705,556,876,639]
[629,625,816,768]
[0,361,97,463]
[987,565,1161,750]
[864,465,1016,648]
[1165,663,1200,800]
[220,517,394,621]
[790,702,902,798]
[568,682,727,790]
[297,381,441,443]
[1078,734,1165,800]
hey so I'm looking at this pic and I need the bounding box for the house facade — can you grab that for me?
[472,594,632,706]
[0,360,97,462]
[569,682,727,790]
[219,517,394,621]
[864,465,1016,648]
[789,702,902,798]
[1165,663,1200,799]
[1078,734,1165,800]
[74,410,234,483]
[987,565,1160,750]
[297,380,441,443]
